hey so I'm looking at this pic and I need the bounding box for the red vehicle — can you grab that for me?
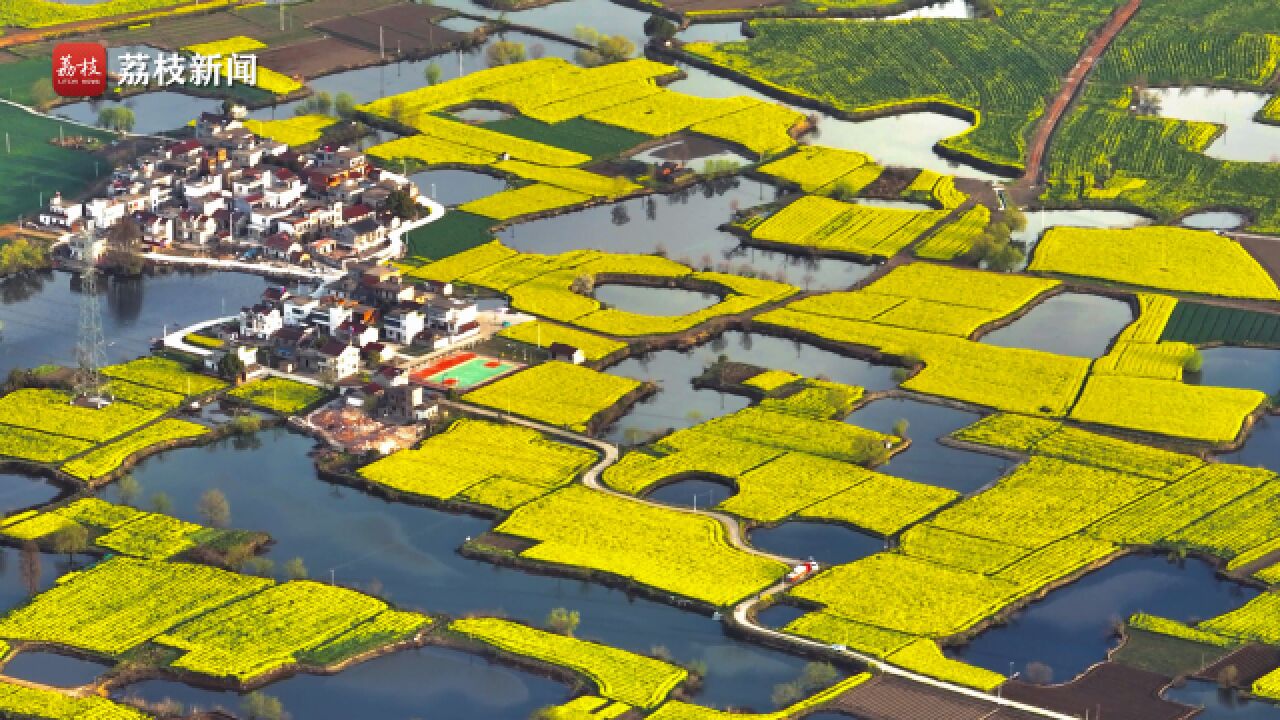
[786,561,821,583]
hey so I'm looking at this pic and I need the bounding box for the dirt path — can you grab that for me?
[1018,0,1143,189]
[0,0,254,50]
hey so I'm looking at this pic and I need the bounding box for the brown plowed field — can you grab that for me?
[1002,663,1197,720]
[1196,645,1280,687]
[254,37,379,80]
[314,5,465,56]
[828,675,1042,720]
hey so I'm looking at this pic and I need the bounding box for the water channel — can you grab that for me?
[1163,679,1280,719]
[94,428,814,711]
[603,330,898,444]
[1152,87,1280,164]
[594,284,719,315]
[979,292,1133,358]
[1,651,108,688]
[955,555,1259,685]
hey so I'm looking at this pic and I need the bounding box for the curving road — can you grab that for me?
[443,398,1078,719]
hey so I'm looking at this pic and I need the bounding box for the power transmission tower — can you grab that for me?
[75,238,109,401]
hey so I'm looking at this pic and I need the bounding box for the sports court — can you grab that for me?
[411,352,521,390]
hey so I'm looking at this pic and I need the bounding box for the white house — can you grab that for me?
[316,340,360,380]
[382,307,425,345]
[239,303,283,339]
[38,192,84,229]
[282,296,319,327]
[425,297,478,335]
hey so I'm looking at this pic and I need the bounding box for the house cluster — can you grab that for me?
[228,262,480,387]
[44,110,417,267]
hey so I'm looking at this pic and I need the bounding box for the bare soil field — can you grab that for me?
[1195,645,1280,687]
[828,675,1042,720]
[314,5,465,57]
[1002,663,1197,720]
[255,37,379,80]
[1236,234,1280,288]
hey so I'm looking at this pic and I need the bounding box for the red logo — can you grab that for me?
[52,43,107,97]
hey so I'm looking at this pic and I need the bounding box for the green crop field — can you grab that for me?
[483,117,650,159]
[0,105,111,224]
[686,2,1114,171]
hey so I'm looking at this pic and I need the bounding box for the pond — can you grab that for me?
[660,63,1003,181]
[115,646,568,720]
[1182,211,1246,231]
[411,168,507,206]
[1219,414,1280,475]
[979,293,1134,358]
[503,178,875,292]
[0,473,64,517]
[1151,87,1280,164]
[0,270,269,379]
[451,106,513,123]
[1163,679,1280,719]
[1189,347,1280,395]
[678,22,746,44]
[755,604,809,630]
[630,136,752,173]
[872,0,973,19]
[604,331,898,444]
[594,284,719,316]
[102,429,813,710]
[431,0,652,48]
[647,477,736,510]
[748,522,885,566]
[954,554,1259,685]
[844,397,1007,495]
[0,547,67,616]
[2,651,109,688]
[855,198,934,211]
[54,91,225,135]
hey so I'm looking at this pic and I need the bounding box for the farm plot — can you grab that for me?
[886,639,1004,691]
[0,105,112,224]
[0,388,163,443]
[460,184,592,220]
[1069,375,1265,444]
[483,117,649,159]
[498,322,626,361]
[1199,593,1280,644]
[646,674,871,720]
[603,433,783,496]
[462,362,641,432]
[242,115,337,147]
[928,457,1163,550]
[1168,475,1280,560]
[685,4,1111,171]
[0,426,93,464]
[1029,227,1280,301]
[493,160,639,198]
[688,101,806,157]
[102,357,225,396]
[585,92,757,137]
[495,485,788,606]
[61,418,210,482]
[0,681,150,720]
[0,557,270,657]
[913,205,991,261]
[157,582,403,681]
[94,512,209,560]
[312,4,463,57]
[790,553,1020,637]
[451,617,686,708]
[389,115,590,168]
[796,473,960,537]
[750,195,948,259]
[104,381,184,410]
[758,307,1092,416]
[0,0,183,27]
[755,145,882,194]
[181,36,302,95]
[228,377,329,414]
[902,170,966,209]
[1087,464,1274,547]
[759,379,863,419]
[359,418,595,508]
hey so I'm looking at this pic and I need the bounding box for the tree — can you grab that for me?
[241,692,285,720]
[218,352,246,382]
[643,14,677,41]
[486,40,526,67]
[105,217,144,275]
[1218,664,1240,690]
[798,662,839,692]
[389,97,408,125]
[151,491,174,515]
[198,489,231,528]
[29,78,55,112]
[96,106,135,133]
[1184,348,1205,373]
[596,35,636,63]
[51,524,89,565]
[771,680,803,708]
[118,474,141,505]
[245,556,275,577]
[283,556,308,580]
[385,189,419,220]
[424,62,442,86]
[546,607,580,636]
[1025,661,1054,684]
[891,418,909,438]
[19,541,40,597]
[334,92,356,120]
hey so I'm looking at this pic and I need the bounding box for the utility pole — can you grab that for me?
[75,252,109,401]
